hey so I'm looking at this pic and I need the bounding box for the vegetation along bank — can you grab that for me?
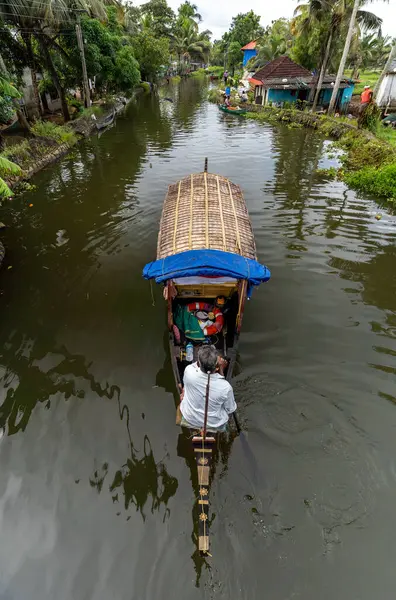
[245,106,396,206]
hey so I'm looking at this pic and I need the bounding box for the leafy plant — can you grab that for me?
[344,164,396,201]
[31,121,77,146]
[0,155,22,198]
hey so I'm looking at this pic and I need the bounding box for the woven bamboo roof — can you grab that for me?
[157,172,257,260]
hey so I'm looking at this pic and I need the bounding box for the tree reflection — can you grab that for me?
[104,390,178,520]
[0,342,119,435]
[271,126,325,248]
[177,426,235,586]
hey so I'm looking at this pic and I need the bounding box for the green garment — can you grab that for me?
[174,304,205,341]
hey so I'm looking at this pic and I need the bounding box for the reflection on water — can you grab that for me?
[0,78,396,599]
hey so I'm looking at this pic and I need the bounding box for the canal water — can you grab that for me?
[1,78,396,600]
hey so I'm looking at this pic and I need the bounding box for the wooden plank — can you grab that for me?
[198,535,209,553]
[197,465,210,485]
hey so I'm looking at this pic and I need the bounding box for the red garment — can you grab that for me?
[361,89,372,104]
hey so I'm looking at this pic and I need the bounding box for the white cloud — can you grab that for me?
[135,0,396,39]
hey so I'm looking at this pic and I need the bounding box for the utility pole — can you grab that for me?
[76,13,91,108]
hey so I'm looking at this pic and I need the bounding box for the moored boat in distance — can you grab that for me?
[218,105,247,116]
[143,160,270,555]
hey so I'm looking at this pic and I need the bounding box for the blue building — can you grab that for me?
[241,41,257,67]
[252,56,355,112]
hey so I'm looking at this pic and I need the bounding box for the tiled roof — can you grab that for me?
[253,56,311,82]
[248,78,262,86]
[241,41,257,51]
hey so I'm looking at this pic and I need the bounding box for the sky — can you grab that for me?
[136,0,396,40]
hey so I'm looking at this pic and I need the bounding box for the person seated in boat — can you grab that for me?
[224,96,231,108]
[179,345,236,432]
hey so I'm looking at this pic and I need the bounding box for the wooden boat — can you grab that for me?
[96,109,115,131]
[143,161,270,555]
[218,105,247,116]
[0,114,18,133]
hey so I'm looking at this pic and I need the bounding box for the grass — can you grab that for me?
[1,140,30,162]
[344,164,396,202]
[190,68,207,78]
[344,69,380,96]
[31,120,77,145]
[80,106,104,119]
[170,75,181,83]
[139,81,151,93]
[375,123,396,147]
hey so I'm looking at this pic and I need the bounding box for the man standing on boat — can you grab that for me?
[179,346,236,432]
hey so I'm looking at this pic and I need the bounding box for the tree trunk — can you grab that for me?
[312,29,333,112]
[21,31,42,117]
[37,34,70,122]
[373,42,396,98]
[328,0,359,115]
[13,101,31,132]
[0,53,8,76]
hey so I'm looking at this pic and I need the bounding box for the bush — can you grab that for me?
[1,140,30,165]
[190,69,206,78]
[31,121,77,146]
[208,88,222,103]
[80,106,104,119]
[344,164,396,201]
[338,131,395,171]
[0,95,14,124]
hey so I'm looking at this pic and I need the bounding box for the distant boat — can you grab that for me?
[96,109,115,131]
[218,105,247,116]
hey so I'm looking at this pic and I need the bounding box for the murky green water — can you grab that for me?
[1,79,396,599]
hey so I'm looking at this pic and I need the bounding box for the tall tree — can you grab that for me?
[328,0,360,113]
[225,11,264,47]
[140,0,175,37]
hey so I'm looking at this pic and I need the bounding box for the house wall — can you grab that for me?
[267,89,300,104]
[243,49,257,67]
[377,74,396,110]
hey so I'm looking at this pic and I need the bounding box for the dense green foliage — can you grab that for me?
[247,105,396,203]
[344,164,396,201]
[31,121,77,145]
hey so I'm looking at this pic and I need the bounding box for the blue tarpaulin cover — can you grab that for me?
[143,249,271,292]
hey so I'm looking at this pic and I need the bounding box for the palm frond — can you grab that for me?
[356,9,382,32]
[0,177,14,198]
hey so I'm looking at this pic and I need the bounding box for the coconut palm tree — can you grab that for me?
[294,0,383,112]
[328,0,384,113]
[0,0,107,122]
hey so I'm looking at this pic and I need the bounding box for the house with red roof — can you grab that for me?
[241,41,257,67]
[251,55,354,112]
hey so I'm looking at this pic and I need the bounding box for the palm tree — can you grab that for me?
[177,1,202,32]
[328,0,384,114]
[0,0,107,122]
[294,0,383,112]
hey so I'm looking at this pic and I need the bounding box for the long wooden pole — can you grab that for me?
[202,372,211,440]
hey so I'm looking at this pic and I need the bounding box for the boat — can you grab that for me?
[143,160,270,555]
[218,105,247,116]
[96,109,115,131]
[0,114,18,133]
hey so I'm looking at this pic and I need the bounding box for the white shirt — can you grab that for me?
[180,362,237,429]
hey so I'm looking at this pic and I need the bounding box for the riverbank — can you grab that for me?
[246,106,396,205]
[0,100,132,196]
